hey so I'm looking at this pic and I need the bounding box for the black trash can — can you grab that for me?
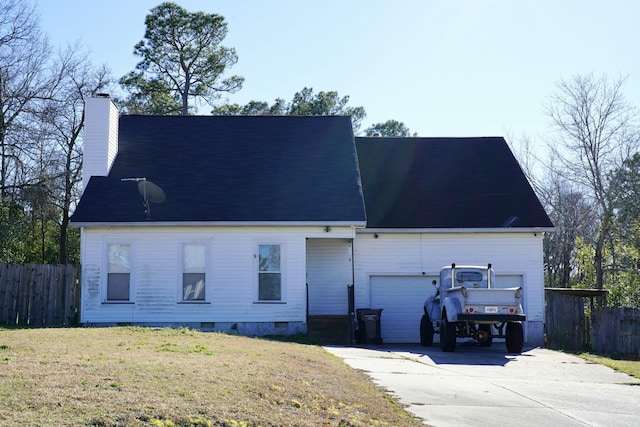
[355,308,383,344]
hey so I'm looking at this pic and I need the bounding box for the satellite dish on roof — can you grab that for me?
[121,177,166,219]
[138,180,166,203]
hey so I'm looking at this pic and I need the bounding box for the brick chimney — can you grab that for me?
[82,94,119,192]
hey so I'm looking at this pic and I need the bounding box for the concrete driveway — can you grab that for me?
[324,342,640,426]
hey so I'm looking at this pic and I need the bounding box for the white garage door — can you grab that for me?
[370,275,437,343]
[370,274,524,343]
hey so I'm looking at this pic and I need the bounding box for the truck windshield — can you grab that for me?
[456,271,483,282]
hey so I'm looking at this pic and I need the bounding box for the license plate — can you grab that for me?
[485,306,498,313]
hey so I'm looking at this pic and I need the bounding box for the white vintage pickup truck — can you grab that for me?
[421,263,525,353]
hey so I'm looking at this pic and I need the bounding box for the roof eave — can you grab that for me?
[70,220,367,228]
[357,227,555,234]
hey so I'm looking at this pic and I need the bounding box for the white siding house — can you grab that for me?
[73,96,367,337]
[73,96,553,346]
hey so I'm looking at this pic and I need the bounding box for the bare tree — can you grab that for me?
[505,133,546,195]
[539,172,596,287]
[546,74,639,289]
[506,133,596,289]
[0,0,54,199]
[57,52,112,263]
[36,45,112,263]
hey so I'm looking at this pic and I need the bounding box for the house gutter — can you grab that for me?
[357,227,555,234]
[70,220,367,228]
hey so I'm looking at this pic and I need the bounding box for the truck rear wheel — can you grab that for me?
[505,322,524,353]
[420,314,434,346]
[440,310,457,352]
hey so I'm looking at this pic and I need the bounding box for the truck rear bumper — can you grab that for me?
[457,314,526,322]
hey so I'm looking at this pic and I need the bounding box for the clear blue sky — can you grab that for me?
[37,0,639,142]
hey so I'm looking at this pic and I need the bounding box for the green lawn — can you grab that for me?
[0,327,419,427]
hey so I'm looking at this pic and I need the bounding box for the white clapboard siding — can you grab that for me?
[80,226,354,325]
[80,225,546,344]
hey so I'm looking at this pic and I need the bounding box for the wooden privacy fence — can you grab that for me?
[0,264,80,326]
[545,288,640,358]
[591,307,640,357]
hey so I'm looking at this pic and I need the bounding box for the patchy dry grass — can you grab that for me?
[0,327,418,426]
[579,353,640,379]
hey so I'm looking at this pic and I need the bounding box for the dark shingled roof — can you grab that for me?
[355,137,553,229]
[71,115,367,224]
[72,116,553,230]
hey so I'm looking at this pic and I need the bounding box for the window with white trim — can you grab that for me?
[182,243,206,301]
[258,244,281,301]
[107,244,130,301]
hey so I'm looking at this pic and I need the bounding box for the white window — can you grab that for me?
[182,243,206,301]
[107,244,130,301]
[258,244,281,301]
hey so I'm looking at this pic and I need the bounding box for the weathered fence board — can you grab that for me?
[0,264,80,326]
[591,307,640,357]
[545,290,588,352]
[546,288,640,358]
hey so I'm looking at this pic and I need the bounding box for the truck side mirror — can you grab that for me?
[432,280,437,287]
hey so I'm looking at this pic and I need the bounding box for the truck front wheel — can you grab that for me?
[505,322,524,353]
[420,314,434,346]
[440,310,457,352]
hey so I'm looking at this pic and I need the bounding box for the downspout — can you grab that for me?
[349,227,357,343]
[305,238,309,326]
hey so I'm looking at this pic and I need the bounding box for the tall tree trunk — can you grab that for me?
[59,218,68,264]
[181,72,190,116]
[594,240,604,290]
[593,212,612,290]
[561,252,572,288]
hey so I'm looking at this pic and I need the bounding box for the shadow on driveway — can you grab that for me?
[355,341,536,366]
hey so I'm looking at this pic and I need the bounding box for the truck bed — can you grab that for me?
[444,286,525,322]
